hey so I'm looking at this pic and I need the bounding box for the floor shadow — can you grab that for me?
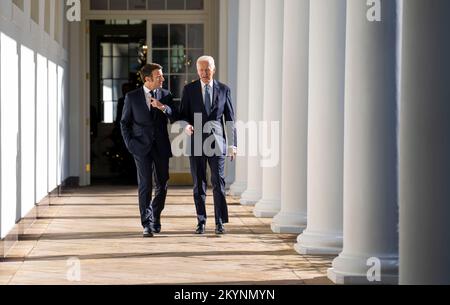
[2,249,297,263]
[18,228,284,241]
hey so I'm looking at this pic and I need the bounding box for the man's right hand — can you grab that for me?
[185,125,194,136]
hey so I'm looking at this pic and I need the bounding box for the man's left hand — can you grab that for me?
[229,147,237,162]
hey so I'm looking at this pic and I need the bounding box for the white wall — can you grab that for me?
[0,0,70,238]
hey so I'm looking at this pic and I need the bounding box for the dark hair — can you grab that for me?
[140,63,163,81]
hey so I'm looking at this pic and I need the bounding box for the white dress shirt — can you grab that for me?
[143,86,155,110]
[200,79,214,106]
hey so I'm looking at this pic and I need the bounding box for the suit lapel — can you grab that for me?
[194,80,208,117]
[138,87,150,112]
[212,80,220,113]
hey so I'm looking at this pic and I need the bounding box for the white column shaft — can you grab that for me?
[253,0,283,218]
[328,0,400,285]
[400,0,450,285]
[271,0,309,233]
[239,0,265,206]
[296,0,345,255]
[230,0,250,197]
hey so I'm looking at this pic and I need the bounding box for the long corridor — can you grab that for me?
[0,186,332,285]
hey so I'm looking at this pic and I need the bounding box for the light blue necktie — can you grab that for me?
[205,85,211,116]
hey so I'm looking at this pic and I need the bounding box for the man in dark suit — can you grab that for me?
[121,63,176,238]
[179,56,237,235]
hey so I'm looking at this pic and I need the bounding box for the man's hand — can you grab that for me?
[150,98,166,112]
[185,125,194,136]
[229,146,237,162]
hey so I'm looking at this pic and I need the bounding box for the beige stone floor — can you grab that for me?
[0,186,333,285]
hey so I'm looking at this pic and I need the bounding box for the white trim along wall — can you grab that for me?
[0,0,70,253]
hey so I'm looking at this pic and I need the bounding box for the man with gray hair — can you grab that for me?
[179,55,237,235]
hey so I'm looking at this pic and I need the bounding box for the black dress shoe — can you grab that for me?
[195,223,206,234]
[151,224,161,234]
[143,227,154,238]
[215,224,225,235]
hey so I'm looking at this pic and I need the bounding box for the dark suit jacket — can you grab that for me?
[120,87,176,158]
[179,80,237,156]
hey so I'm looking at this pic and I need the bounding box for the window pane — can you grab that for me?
[170,24,186,46]
[129,0,147,9]
[111,20,128,25]
[170,75,187,99]
[101,43,112,56]
[129,43,140,56]
[167,0,184,10]
[113,57,129,78]
[148,0,165,10]
[103,101,116,123]
[186,0,203,10]
[188,24,204,49]
[113,43,129,56]
[103,80,113,101]
[129,57,141,72]
[187,49,203,73]
[129,20,145,25]
[102,57,113,78]
[152,50,169,73]
[152,24,168,48]
[113,80,128,100]
[90,0,108,10]
[110,0,127,10]
[170,47,186,73]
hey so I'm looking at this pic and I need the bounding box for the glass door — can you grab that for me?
[90,20,147,183]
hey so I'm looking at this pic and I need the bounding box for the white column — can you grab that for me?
[253,0,283,218]
[271,0,309,233]
[230,0,250,197]
[239,0,265,206]
[400,0,450,285]
[295,0,345,254]
[328,0,400,284]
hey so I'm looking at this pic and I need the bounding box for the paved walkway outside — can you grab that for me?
[0,186,333,285]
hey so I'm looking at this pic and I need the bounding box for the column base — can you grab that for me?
[240,189,261,206]
[229,181,247,197]
[253,199,281,218]
[327,253,399,285]
[271,212,306,233]
[295,230,342,255]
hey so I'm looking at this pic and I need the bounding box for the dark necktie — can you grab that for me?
[150,90,157,119]
[205,85,211,116]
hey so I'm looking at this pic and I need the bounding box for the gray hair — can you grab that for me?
[196,55,216,70]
